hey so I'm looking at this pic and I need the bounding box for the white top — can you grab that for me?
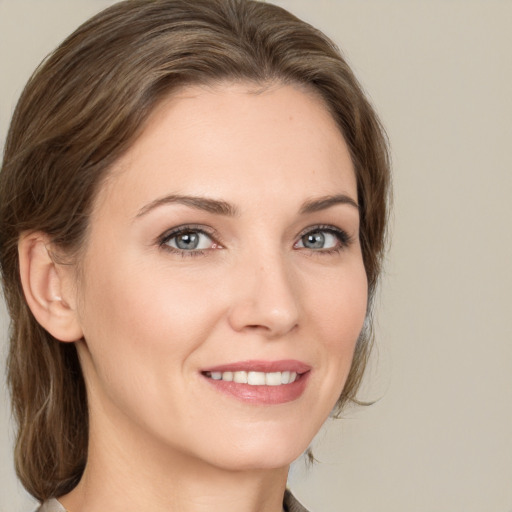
[36,499,66,512]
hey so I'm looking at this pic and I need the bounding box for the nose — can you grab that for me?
[227,254,300,338]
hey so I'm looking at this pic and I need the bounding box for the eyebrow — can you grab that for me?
[299,194,359,214]
[135,194,239,218]
[135,192,358,219]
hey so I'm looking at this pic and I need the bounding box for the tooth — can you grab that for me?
[265,372,282,386]
[233,371,248,384]
[210,369,299,385]
[248,371,266,385]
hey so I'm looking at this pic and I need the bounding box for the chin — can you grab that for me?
[200,428,316,472]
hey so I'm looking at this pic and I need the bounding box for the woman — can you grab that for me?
[0,0,390,511]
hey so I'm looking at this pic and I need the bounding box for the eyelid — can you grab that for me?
[157,224,222,254]
[294,224,353,251]
[156,223,353,257]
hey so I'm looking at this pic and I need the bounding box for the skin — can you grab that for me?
[55,82,368,512]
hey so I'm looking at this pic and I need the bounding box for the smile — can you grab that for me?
[201,360,311,404]
[204,370,299,386]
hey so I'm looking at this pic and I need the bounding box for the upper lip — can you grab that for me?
[202,359,311,374]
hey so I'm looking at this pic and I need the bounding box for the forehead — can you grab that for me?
[94,82,357,217]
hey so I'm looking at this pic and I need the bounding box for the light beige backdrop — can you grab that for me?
[1,1,511,511]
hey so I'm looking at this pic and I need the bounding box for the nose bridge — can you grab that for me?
[228,244,300,337]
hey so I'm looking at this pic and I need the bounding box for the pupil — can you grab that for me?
[176,232,199,250]
[304,232,325,249]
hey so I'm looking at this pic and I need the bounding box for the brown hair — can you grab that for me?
[0,0,390,501]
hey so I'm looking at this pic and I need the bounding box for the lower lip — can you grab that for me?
[202,372,310,405]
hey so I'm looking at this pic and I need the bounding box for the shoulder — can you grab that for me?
[35,499,67,512]
[284,489,311,512]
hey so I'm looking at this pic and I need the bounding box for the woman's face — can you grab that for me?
[72,83,367,471]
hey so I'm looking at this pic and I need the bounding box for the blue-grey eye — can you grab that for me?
[166,231,213,251]
[297,230,339,250]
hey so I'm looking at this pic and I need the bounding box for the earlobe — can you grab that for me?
[18,232,83,342]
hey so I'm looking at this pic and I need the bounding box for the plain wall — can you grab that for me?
[1,1,511,511]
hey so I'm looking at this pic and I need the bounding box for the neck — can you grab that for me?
[59,405,289,512]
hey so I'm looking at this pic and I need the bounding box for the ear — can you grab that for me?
[18,232,83,342]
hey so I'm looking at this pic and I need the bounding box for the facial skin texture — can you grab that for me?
[60,83,368,512]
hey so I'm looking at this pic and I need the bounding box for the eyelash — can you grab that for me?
[158,224,218,258]
[295,224,353,255]
[158,224,353,258]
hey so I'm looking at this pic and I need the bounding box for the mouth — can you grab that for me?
[201,360,311,405]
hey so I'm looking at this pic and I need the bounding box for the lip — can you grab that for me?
[202,359,311,374]
[201,360,311,405]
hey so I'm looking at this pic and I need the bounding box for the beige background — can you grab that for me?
[1,1,511,511]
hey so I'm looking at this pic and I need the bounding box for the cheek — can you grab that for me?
[75,256,227,441]
[75,253,218,391]
[310,258,367,337]
[80,250,216,342]
[306,259,368,385]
